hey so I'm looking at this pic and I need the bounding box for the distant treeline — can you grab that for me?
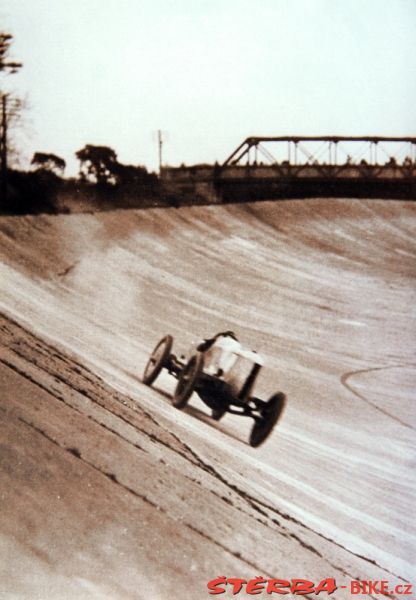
[1,32,168,214]
[1,145,175,215]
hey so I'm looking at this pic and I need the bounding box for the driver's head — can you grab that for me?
[221,330,238,340]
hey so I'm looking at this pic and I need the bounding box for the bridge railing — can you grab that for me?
[222,136,416,172]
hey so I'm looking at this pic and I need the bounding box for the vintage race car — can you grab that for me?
[142,335,286,447]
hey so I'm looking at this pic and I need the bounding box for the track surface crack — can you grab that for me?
[340,364,415,430]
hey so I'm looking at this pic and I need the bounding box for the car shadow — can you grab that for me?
[184,404,246,445]
[150,384,246,444]
[151,385,173,401]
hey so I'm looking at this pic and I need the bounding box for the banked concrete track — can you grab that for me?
[0,199,415,599]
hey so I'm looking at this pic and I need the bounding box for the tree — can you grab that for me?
[1,33,22,203]
[31,152,66,175]
[75,144,118,184]
[0,33,22,73]
[112,162,155,186]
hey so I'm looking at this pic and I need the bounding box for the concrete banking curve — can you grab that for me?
[0,198,415,598]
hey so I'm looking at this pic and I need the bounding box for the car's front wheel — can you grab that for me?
[172,353,204,409]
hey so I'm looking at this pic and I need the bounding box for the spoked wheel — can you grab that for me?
[249,392,286,448]
[173,353,204,409]
[142,335,173,386]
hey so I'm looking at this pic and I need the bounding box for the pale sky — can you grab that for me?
[1,0,416,176]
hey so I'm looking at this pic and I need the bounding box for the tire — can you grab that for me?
[249,392,286,448]
[142,335,173,386]
[211,407,226,421]
[173,353,204,409]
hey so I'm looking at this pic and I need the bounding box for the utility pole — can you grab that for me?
[1,93,7,205]
[158,129,163,175]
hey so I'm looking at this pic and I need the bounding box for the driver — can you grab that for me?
[197,331,241,378]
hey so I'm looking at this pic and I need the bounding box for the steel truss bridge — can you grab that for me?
[223,136,416,169]
[216,136,416,201]
[162,136,416,202]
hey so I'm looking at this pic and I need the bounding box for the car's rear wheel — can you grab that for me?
[211,407,226,421]
[173,353,204,409]
[142,335,173,386]
[249,392,286,448]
